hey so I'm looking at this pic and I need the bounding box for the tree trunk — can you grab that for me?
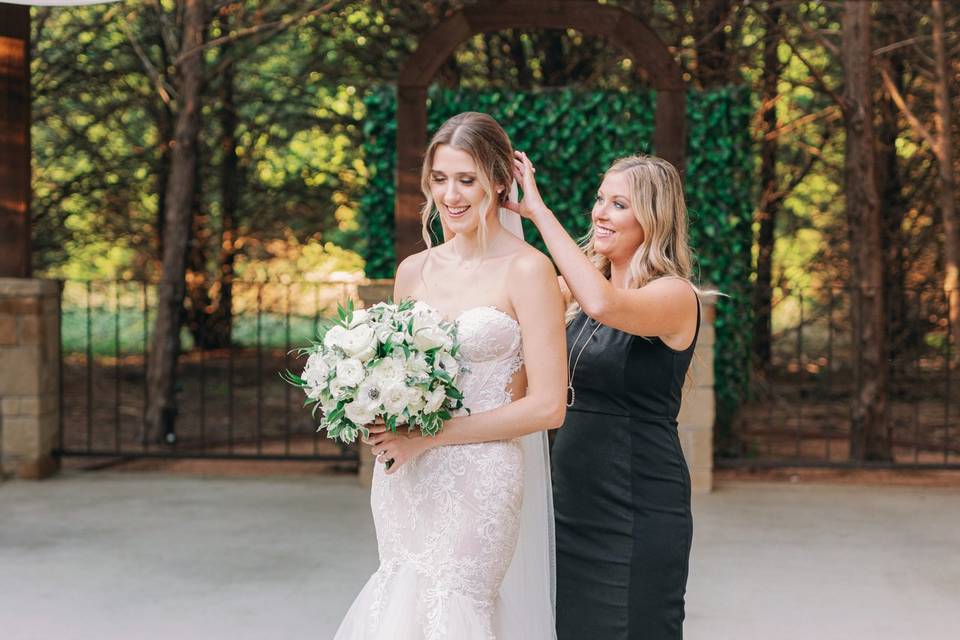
[874,9,909,367]
[185,164,212,348]
[692,0,735,88]
[143,0,206,444]
[841,0,891,461]
[752,1,781,372]
[508,30,531,89]
[206,47,239,350]
[932,0,959,358]
[541,32,566,86]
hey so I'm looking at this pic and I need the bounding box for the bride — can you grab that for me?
[333,112,567,640]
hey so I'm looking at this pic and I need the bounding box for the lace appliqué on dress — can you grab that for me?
[349,306,526,640]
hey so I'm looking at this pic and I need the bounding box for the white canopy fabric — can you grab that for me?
[4,1,121,5]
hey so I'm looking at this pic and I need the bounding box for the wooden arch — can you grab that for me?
[393,0,686,264]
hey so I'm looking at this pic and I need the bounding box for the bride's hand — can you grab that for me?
[368,428,435,475]
[503,150,551,222]
[361,418,412,444]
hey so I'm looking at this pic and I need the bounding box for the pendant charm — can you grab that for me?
[566,385,575,408]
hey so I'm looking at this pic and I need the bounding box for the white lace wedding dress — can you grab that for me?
[333,306,556,640]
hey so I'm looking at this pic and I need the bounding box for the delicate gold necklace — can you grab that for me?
[567,316,603,407]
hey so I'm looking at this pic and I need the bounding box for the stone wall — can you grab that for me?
[678,301,716,494]
[0,278,61,480]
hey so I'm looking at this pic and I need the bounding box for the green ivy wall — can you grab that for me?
[360,86,753,439]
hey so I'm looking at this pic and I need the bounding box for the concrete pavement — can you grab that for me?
[1,473,958,639]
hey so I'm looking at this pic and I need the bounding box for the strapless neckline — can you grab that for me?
[441,304,519,328]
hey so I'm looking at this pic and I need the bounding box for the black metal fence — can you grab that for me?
[57,279,960,471]
[725,285,960,469]
[55,278,365,466]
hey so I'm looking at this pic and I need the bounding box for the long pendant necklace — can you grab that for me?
[567,316,603,407]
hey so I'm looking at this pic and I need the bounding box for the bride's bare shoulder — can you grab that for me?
[394,248,433,300]
[396,248,430,275]
[507,244,557,283]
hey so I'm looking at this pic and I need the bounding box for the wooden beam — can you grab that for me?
[394,0,687,265]
[0,3,31,278]
[394,85,428,264]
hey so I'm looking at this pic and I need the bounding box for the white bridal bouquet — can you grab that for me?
[283,300,466,444]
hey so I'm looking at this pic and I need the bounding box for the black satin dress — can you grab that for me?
[553,304,699,639]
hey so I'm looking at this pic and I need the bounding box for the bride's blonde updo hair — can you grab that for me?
[570,155,694,318]
[419,112,514,253]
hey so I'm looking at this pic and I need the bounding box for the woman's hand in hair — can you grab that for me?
[504,151,552,222]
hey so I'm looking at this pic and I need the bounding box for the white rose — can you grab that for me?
[414,325,453,351]
[335,358,365,387]
[329,378,349,400]
[301,353,330,399]
[302,352,330,383]
[424,387,446,413]
[341,325,377,362]
[371,356,406,384]
[381,382,410,417]
[344,399,378,426]
[406,353,429,375]
[348,308,370,328]
[322,349,339,365]
[406,387,427,413]
[412,300,441,323]
[375,323,394,343]
[323,325,349,351]
[436,352,460,378]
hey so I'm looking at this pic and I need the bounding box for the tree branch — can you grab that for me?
[173,1,341,67]
[878,62,937,150]
[746,0,844,107]
[119,17,177,105]
[765,104,842,140]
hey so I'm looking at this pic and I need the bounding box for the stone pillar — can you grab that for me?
[354,280,396,488]
[0,278,61,480]
[677,298,716,494]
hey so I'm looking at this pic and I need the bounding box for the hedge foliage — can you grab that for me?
[360,86,753,432]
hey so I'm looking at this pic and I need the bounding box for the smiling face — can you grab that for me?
[591,170,645,264]
[428,144,496,236]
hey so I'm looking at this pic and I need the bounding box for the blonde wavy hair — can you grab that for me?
[568,155,695,319]
[419,112,513,254]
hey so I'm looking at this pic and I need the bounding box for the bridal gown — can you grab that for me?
[334,306,553,640]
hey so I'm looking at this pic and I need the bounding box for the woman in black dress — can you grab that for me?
[506,152,700,639]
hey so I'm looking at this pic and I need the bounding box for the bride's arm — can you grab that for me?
[436,250,567,442]
[371,250,567,473]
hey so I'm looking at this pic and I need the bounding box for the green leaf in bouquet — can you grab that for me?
[314,321,334,342]
[386,414,398,432]
[280,369,306,387]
